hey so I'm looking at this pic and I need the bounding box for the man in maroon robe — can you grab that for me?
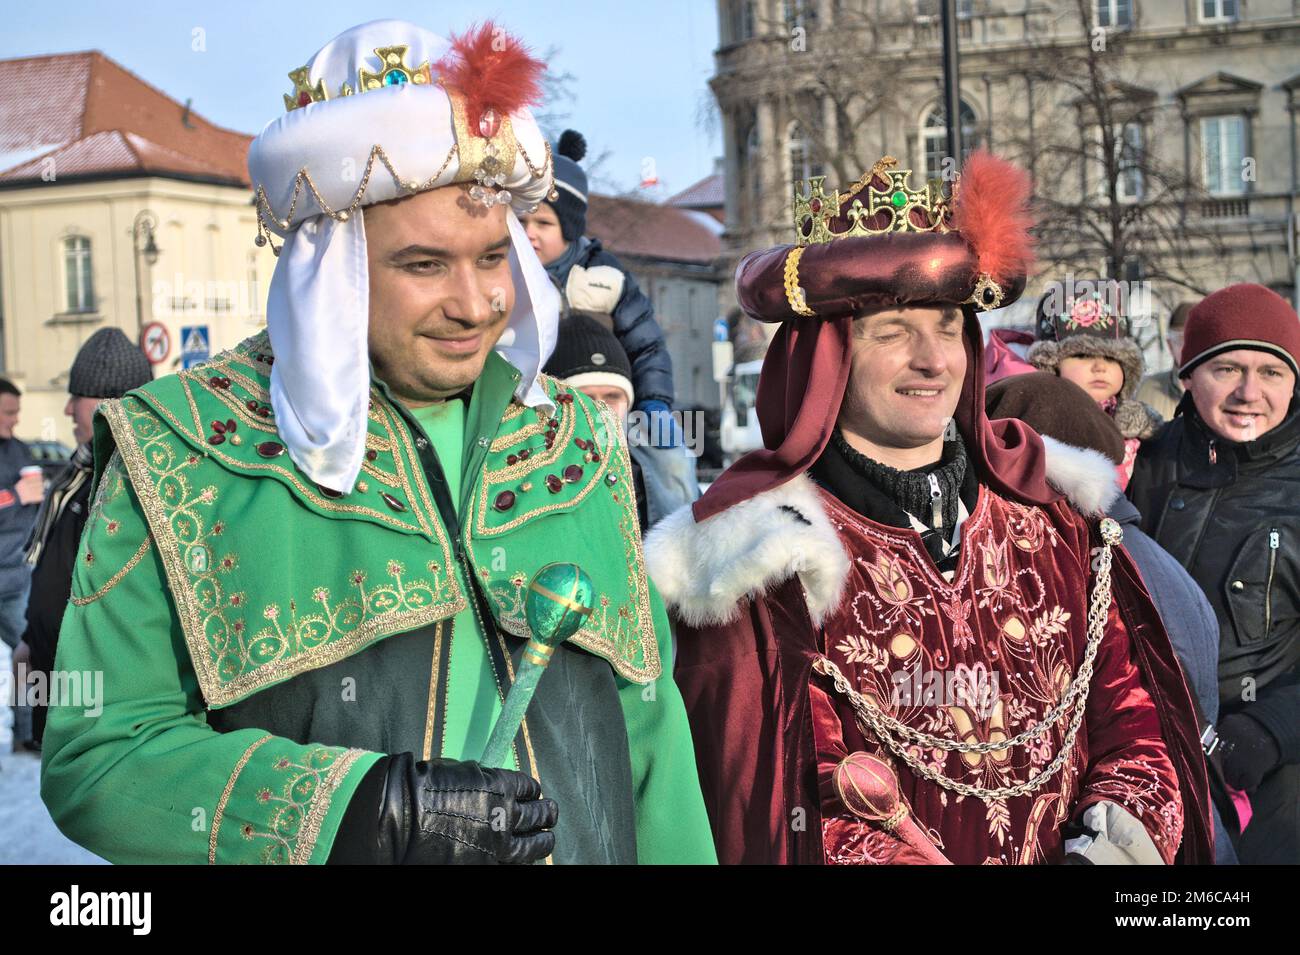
[645,153,1212,865]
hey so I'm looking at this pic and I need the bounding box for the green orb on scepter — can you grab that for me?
[480,562,595,768]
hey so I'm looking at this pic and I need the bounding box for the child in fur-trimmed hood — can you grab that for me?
[1027,286,1163,489]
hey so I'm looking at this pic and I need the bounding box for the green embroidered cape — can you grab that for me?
[40,332,715,865]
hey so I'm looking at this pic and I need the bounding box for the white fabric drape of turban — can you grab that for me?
[248,18,559,493]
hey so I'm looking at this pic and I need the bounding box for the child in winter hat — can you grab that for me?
[518,130,678,434]
[1027,285,1163,489]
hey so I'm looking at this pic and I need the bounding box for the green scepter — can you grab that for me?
[480,562,595,768]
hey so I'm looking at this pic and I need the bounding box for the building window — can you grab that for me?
[1091,123,1145,201]
[922,101,979,182]
[1094,0,1132,28]
[63,236,95,313]
[915,0,970,15]
[1201,115,1246,195]
[1200,0,1237,22]
[784,0,814,32]
[725,0,756,42]
[787,122,824,190]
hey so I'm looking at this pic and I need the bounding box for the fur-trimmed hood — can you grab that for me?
[1026,335,1143,400]
[644,435,1120,628]
[1026,337,1163,439]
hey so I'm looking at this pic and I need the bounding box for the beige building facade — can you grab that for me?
[713,0,1300,366]
[0,178,267,446]
[0,49,264,448]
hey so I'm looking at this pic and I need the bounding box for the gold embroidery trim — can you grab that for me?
[102,398,466,708]
[783,246,815,316]
[141,378,431,536]
[209,733,272,863]
[474,396,604,536]
[291,747,368,864]
[477,402,662,683]
[421,619,447,761]
[70,534,153,606]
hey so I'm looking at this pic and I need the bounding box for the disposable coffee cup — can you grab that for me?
[19,466,43,479]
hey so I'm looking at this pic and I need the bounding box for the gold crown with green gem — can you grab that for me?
[792,156,955,247]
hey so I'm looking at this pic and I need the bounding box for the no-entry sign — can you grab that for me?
[140,322,171,365]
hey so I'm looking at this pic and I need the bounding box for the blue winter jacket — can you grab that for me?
[545,237,676,408]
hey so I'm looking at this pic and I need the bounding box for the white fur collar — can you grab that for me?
[643,473,850,629]
[644,437,1120,628]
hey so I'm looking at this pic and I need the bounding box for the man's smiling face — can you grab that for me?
[364,184,516,406]
[1187,348,1297,442]
[837,307,967,469]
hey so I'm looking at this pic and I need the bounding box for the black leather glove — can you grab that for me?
[329,753,558,865]
[1218,713,1281,793]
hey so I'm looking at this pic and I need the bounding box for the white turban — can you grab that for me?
[247,18,559,492]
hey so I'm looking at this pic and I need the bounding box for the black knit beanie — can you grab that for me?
[68,327,154,398]
[544,312,633,405]
[550,129,589,242]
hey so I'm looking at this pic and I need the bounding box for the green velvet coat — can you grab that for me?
[40,332,715,865]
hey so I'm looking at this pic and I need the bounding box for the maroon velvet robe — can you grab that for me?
[672,483,1213,865]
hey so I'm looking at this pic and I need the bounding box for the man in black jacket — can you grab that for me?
[18,328,151,746]
[1129,283,1300,863]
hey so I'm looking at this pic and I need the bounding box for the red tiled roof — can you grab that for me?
[587,193,722,265]
[0,51,251,186]
[668,172,724,209]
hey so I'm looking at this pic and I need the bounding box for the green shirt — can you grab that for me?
[408,398,512,768]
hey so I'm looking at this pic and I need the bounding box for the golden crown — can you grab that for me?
[792,156,955,247]
[284,45,434,112]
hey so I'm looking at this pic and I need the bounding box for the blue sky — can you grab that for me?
[1,0,722,196]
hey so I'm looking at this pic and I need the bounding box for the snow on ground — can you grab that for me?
[1,640,107,864]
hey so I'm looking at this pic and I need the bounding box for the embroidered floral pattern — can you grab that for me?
[817,487,1180,865]
[104,392,464,708]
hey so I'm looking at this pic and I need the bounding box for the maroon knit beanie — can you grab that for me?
[1179,283,1300,378]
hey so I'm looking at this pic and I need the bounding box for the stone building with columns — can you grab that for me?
[713,0,1300,367]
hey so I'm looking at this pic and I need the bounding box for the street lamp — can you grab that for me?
[132,209,161,339]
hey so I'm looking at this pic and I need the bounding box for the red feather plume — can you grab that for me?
[435,21,546,132]
[952,150,1036,283]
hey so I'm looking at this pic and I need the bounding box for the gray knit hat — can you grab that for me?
[68,328,153,398]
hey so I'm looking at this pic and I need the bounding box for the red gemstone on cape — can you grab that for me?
[255,441,285,458]
[380,492,406,511]
[365,449,378,461]
[493,490,516,511]
[563,465,583,483]
[211,420,226,434]
[519,449,530,460]
[207,434,225,445]
[506,454,518,465]
[545,474,563,493]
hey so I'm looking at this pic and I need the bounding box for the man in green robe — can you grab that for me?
[40,18,714,865]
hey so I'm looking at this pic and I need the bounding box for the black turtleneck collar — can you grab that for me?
[810,429,979,564]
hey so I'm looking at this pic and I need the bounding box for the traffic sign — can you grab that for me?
[181,325,210,370]
[140,322,171,365]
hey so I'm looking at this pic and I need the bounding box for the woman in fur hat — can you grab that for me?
[1027,288,1163,489]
